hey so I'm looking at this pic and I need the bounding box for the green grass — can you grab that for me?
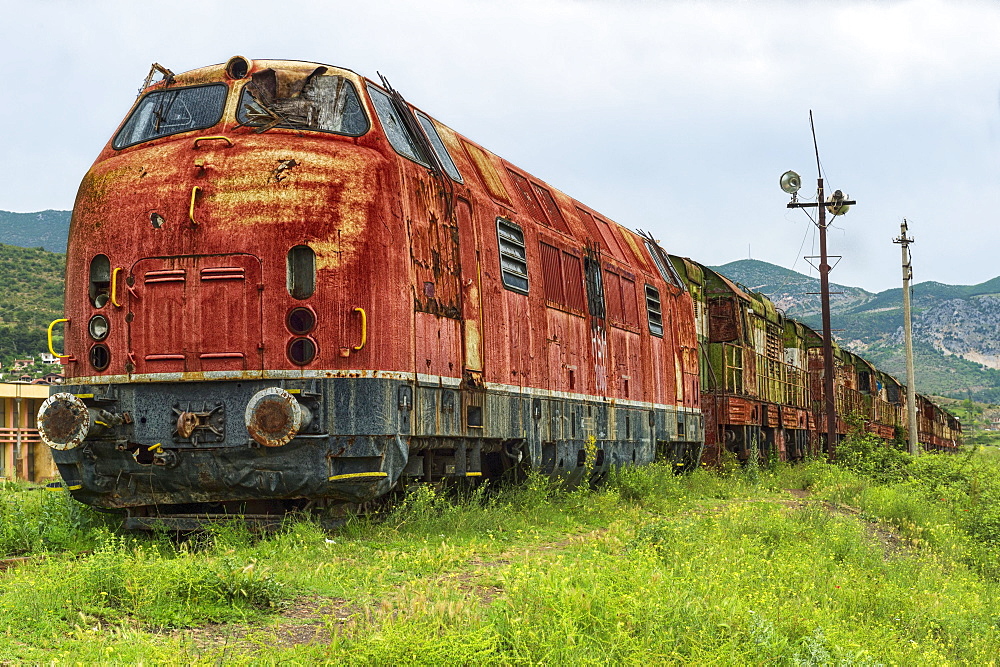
[2,454,1000,663]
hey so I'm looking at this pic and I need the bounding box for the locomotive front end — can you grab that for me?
[43,58,413,524]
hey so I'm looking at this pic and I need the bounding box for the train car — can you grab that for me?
[670,254,960,459]
[35,57,703,527]
[871,368,905,440]
[669,258,812,464]
[781,319,818,458]
[917,395,961,451]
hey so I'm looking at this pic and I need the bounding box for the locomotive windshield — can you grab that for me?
[113,84,228,149]
[236,67,368,136]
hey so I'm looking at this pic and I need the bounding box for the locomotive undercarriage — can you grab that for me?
[721,424,813,464]
[44,376,704,529]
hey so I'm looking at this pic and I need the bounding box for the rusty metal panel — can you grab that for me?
[531,183,572,235]
[615,228,655,276]
[725,397,752,424]
[539,241,565,305]
[708,298,741,343]
[414,312,460,378]
[409,206,462,319]
[461,140,511,203]
[572,206,609,253]
[505,168,548,226]
[129,254,262,375]
[604,269,624,323]
[562,252,586,314]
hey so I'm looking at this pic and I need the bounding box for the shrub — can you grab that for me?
[836,417,912,484]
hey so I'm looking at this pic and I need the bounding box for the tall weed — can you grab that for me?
[0,486,112,556]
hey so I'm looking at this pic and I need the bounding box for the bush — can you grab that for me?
[836,420,912,484]
[0,486,113,556]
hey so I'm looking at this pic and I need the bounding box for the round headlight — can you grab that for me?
[89,344,110,371]
[89,315,109,341]
[287,337,316,366]
[286,307,316,335]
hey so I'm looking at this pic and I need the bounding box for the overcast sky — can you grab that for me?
[2,0,998,292]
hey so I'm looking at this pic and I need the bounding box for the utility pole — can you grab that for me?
[894,220,919,455]
[782,112,856,462]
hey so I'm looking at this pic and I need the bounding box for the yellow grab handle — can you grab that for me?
[111,267,123,307]
[189,186,200,225]
[353,307,367,351]
[193,135,233,149]
[48,318,70,359]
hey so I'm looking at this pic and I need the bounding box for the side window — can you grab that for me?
[287,245,316,300]
[584,257,605,319]
[497,218,529,294]
[367,84,428,166]
[89,254,111,308]
[416,112,462,183]
[644,239,683,287]
[645,284,663,337]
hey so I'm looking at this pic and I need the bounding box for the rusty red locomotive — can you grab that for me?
[37,57,957,527]
[37,57,703,527]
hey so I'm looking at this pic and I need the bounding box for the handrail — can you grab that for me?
[189,186,200,225]
[110,267,123,307]
[193,136,233,149]
[47,318,70,359]
[353,307,367,351]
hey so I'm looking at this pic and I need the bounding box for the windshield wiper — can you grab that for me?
[152,91,180,132]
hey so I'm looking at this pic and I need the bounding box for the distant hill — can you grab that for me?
[712,259,1000,403]
[0,244,65,364]
[0,210,70,253]
[710,259,873,318]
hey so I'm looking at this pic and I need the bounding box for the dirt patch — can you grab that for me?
[821,499,910,560]
[783,488,909,560]
[172,595,364,653]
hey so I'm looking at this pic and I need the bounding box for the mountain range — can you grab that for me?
[0,210,70,254]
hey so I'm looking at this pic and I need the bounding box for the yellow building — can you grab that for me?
[0,383,57,482]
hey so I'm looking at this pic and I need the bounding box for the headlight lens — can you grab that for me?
[287,337,316,366]
[88,315,109,341]
[89,344,110,371]
[286,307,316,335]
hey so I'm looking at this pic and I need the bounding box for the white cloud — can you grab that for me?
[1,0,998,290]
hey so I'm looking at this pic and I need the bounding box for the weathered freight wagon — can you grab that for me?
[670,257,813,464]
[668,255,961,463]
[37,57,703,527]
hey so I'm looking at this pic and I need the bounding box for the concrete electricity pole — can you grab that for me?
[894,220,919,455]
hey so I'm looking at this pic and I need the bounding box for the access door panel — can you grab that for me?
[129,254,263,375]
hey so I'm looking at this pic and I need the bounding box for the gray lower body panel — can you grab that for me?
[50,377,703,511]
